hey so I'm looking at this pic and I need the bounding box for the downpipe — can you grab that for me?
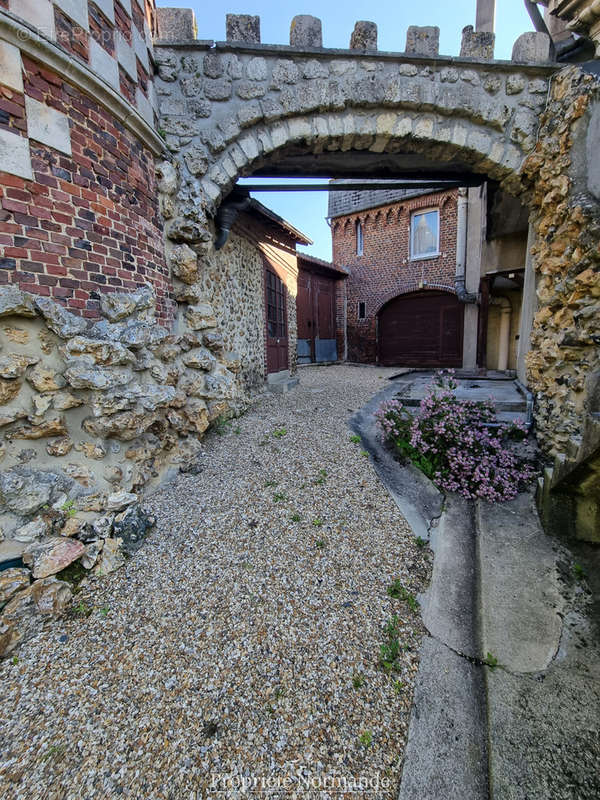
[455,188,478,304]
[214,197,251,250]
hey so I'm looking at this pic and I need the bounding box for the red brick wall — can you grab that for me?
[0,57,172,323]
[331,190,459,363]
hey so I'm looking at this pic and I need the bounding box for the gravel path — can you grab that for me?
[0,365,431,799]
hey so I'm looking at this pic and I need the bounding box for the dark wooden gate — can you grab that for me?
[378,291,463,367]
[297,271,338,363]
[265,261,289,374]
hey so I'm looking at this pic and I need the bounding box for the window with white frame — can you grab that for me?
[410,209,440,259]
[356,220,364,256]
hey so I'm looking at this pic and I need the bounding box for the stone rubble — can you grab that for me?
[0,282,246,656]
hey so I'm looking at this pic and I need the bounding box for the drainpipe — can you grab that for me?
[214,197,251,250]
[455,188,478,303]
[491,296,512,371]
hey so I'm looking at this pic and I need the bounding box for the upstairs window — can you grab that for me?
[356,220,364,256]
[411,209,440,259]
[358,301,366,320]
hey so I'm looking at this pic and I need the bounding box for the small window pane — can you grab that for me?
[411,210,439,257]
[358,301,366,319]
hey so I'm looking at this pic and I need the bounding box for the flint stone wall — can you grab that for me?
[518,66,600,454]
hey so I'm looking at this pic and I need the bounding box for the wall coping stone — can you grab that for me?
[0,10,166,157]
[155,38,559,74]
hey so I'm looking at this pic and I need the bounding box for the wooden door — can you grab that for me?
[378,291,463,367]
[296,270,338,363]
[265,263,289,374]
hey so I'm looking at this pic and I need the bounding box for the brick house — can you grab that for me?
[329,185,463,367]
[328,182,529,373]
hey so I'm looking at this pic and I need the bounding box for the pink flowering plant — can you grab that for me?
[375,371,535,502]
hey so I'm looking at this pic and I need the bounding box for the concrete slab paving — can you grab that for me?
[486,607,600,800]
[476,493,564,673]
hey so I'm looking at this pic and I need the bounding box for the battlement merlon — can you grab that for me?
[154,8,555,65]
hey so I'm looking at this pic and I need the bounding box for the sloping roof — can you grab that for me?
[247,198,313,245]
[297,252,349,277]
[327,180,439,219]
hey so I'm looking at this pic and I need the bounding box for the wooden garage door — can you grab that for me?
[378,291,464,367]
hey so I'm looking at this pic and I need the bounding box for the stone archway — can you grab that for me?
[155,38,600,456]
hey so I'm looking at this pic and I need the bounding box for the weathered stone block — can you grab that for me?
[405,26,439,57]
[25,96,71,159]
[460,26,495,60]
[512,32,552,63]
[204,78,232,101]
[35,297,87,338]
[0,568,30,607]
[100,286,154,322]
[226,14,260,43]
[0,41,23,93]
[350,21,377,51]
[290,15,323,48]
[168,243,199,284]
[23,537,84,579]
[157,7,197,41]
[0,287,36,318]
[246,57,268,81]
[89,39,119,89]
[0,128,33,181]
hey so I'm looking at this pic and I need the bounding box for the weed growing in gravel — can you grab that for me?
[61,499,76,518]
[41,744,67,762]
[313,468,328,485]
[273,427,287,438]
[11,655,18,665]
[352,674,365,689]
[234,427,241,435]
[387,581,419,612]
[273,492,287,503]
[290,513,301,522]
[99,606,109,618]
[350,434,361,444]
[312,518,323,527]
[359,730,373,747]
[315,539,326,549]
[264,480,277,488]
[379,615,404,673]
[214,416,231,436]
[74,601,92,618]
[415,536,427,548]
[360,450,369,457]
[394,680,405,694]
[573,562,586,580]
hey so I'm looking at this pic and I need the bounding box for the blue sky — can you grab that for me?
[157,0,536,259]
